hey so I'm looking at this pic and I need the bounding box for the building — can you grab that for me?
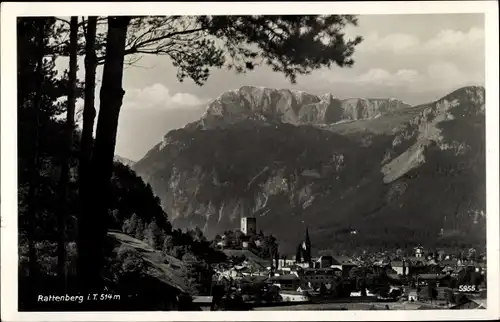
[316,255,334,269]
[408,290,418,302]
[277,258,297,269]
[300,268,340,290]
[414,246,424,258]
[331,256,358,277]
[391,260,409,276]
[415,273,447,286]
[240,216,257,235]
[270,274,301,291]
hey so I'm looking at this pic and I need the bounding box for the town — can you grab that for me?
[193,216,487,311]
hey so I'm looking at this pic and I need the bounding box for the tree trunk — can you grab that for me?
[25,17,45,293]
[78,16,130,293]
[78,16,97,179]
[76,16,97,291]
[56,16,78,289]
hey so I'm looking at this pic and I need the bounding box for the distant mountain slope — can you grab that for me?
[133,85,486,254]
[193,85,411,129]
[114,155,136,167]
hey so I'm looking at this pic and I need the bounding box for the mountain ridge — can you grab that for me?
[133,85,486,254]
[199,85,413,129]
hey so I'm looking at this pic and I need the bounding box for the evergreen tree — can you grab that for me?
[17,16,71,285]
[162,235,174,254]
[79,14,363,291]
[56,16,79,287]
[134,218,145,241]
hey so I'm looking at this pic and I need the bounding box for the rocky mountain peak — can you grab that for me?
[199,85,412,129]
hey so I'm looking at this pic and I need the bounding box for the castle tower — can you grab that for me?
[241,216,257,235]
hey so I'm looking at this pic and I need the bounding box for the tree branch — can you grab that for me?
[124,27,207,55]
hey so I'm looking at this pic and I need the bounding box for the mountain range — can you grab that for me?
[133,85,486,254]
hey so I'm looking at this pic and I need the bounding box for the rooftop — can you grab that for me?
[271,274,300,281]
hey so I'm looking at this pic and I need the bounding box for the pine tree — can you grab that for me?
[78,16,131,292]
[17,15,68,285]
[56,16,78,288]
[80,15,362,290]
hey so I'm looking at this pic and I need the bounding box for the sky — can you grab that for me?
[58,14,485,161]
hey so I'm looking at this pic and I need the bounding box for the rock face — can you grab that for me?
[133,85,486,254]
[198,86,411,129]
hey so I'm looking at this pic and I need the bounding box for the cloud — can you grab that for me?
[319,67,422,88]
[425,61,484,90]
[357,32,420,54]
[424,27,484,52]
[320,61,482,93]
[122,83,208,109]
[357,27,484,56]
[355,68,421,86]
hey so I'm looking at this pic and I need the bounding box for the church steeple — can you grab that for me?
[303,226,312,264]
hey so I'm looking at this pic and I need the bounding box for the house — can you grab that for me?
[414,246,424,258]
[270,274,301,291]
[300,268,339,290]
[350,289,376,297]
[408,290,418,302]
[239,275,270,285]
[415,273,447,286]
[439,259,458,268]
[391,260,409,276]
[331,256,358,276]
[406,257,429,275]
[476,262,487,275]
[277,258,297,269]
[316,255,334,268]
[217,266,244,280]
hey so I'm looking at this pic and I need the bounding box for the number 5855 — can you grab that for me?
[459,285,476,292]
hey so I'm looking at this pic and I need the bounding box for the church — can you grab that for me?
[295,227,312,267]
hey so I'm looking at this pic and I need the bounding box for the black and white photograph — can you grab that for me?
[1,1,499,321]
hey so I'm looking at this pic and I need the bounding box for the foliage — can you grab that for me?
[17,17,82,245]
[120,15,362,85]
[182,253,214,295]
[17,17,226,303]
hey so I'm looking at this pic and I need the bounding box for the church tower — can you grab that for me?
[302,226,312,264]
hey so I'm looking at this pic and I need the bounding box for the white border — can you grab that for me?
[1,1,499,321]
